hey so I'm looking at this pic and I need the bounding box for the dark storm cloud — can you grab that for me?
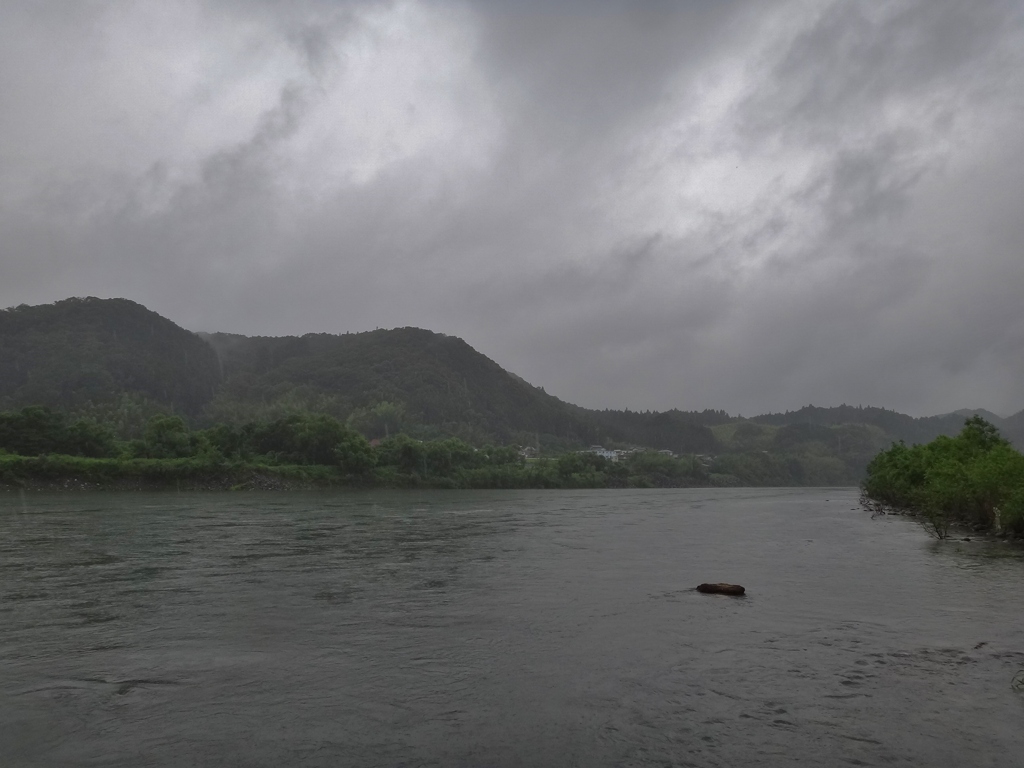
[1,0,1022,416]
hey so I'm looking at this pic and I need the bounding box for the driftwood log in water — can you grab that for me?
[696,583,746,596]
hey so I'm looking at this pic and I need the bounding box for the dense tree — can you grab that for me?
[863,417,1024,537]
[334,431,376,476]
[0,297,220,415]
[138,416,194,459]
[0,406,116,458]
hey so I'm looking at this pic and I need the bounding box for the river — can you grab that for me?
[2,488,1024,766]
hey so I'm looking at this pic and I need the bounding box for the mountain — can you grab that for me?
[201,327,599,446]
[1,297,1018,466]
[991,408,1024,449]
[200,330,723,453]
[950,408,1006,422]
[0,297,220,416]
[941,407,1024,450]
[751,404,971,446]
[0,298,721,452]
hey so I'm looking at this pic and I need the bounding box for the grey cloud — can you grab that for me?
[744,0,1010,138]
[1,0,1023,417]
[474,1,748,130]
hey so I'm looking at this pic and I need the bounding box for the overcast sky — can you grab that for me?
[2,0,1023,417]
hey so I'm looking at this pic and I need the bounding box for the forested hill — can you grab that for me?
[201,328,601,447]
[752,405,967,446]
[0,297,220,416]
[3,297,1023,477]
[0,298,721,451]
[200,330,723,453]
[752,404,1024,450]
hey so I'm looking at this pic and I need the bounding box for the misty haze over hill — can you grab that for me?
[1,1,1023,418]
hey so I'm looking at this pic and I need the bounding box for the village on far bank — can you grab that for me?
[523,444,716,467]
[360,434,717,467]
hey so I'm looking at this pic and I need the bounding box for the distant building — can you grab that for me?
[587,446,619,462]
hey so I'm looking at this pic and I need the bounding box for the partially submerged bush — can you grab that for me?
[863,416,1024,538]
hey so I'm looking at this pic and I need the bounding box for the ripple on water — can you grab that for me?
[3,488,1024,767]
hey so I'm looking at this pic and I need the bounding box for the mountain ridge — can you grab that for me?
[3,297,1021,457]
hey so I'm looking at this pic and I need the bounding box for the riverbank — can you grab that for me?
[0,453,729,492]
[860,494,1024,542]
[0,455,346,492]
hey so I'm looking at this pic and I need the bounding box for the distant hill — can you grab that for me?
[950,408,1006,422]
[202,327,600,446]
[0,297,220,416]
[0,297,720,452]
[200,329,722,453]
[938,408,1024,448]
[2,297,1020,476]
[747,404,1024,462]
[750,404,971,446]
[1001,410,1024,449]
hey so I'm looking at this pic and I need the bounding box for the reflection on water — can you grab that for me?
[2,488,1024,767]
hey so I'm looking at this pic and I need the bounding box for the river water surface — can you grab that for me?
[3,488,1024,766]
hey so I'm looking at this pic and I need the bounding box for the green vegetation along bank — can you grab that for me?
[0,407,725,491]
[862,416,1024,538]
[7,407,1023,499]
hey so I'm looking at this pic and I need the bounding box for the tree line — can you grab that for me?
[0,406,720,490]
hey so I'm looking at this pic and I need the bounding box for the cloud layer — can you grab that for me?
[2,0,1023,416]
